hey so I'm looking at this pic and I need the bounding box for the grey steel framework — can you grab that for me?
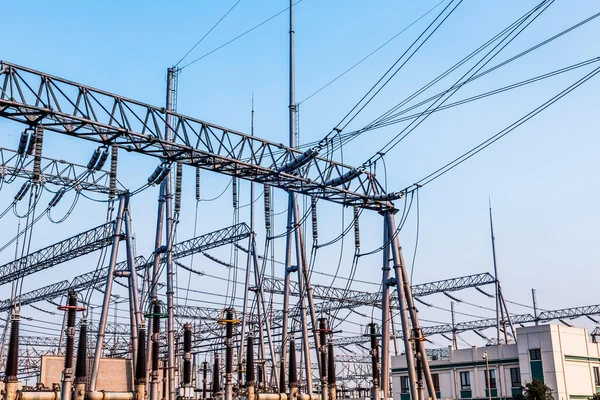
[0,223,251,312]
[0,61,396,210]
[0,221,118,286]
[0,146,124,194]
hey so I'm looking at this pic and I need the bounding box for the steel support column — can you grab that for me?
[385,211,436,400]
[89,196,126,391]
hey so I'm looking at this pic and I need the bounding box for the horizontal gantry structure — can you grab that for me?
[0,61,395,210]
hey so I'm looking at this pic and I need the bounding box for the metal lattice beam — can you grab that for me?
[0,221,117,287]
[418,304,600,336]
[0,223,251,311]
[0,62,392,210]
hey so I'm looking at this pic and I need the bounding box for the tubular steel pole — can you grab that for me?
[89,196,126,391]
[250,241,279,387]
[164,67,177,400]
[380,222,390,400]
[280,197,293,393]
[489,201,501,345]
[285,0,299,392]
[382,213,415,400]
[239,101,255,383]
[148,183,165,376]
[124,197,141,364]
[385,211,436,400]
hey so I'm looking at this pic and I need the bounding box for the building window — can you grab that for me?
[460,371,471,390]
[510,368,521,388]
[483,369,497,389]
[401,376,409,393]
[529,348,541,360]
[594,366,600,386]
[432,374,440,392]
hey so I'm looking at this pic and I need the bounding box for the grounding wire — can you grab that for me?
[357,0,554,166]
[365,0,551,131]
[175,0,243,67]
[180,0,304,69]
[326,0,463,138]
[298,0,450,105]
[407,63,600,190]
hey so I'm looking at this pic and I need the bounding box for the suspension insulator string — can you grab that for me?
[32,126,44,183]
[264,182,271,231]
[109,145,118,200]
[175,161,183,213]
[311,196,318,242]
[195,167,201,201]
[354,205,360,249]
[232,177,238,209]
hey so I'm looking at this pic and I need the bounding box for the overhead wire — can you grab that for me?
[180,0,304,69]
[359,0,555,167]
[408,63,600,190]
[175,0,243,68]
[298,0,450,104]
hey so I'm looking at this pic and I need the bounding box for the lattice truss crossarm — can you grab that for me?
[0,146,125,194]
[0,223,251,311]
[0,221,118,287]
[0,61,394,210]
[262,272,497,318]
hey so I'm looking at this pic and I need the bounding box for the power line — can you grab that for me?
[298,0,450,104]
[411,63,600,189]
[175,0,243,68]
[180,0,304,69]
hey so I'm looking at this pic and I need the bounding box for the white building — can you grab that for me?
[391,324,600,400]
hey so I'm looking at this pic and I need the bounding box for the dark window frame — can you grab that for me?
[594,366,600,386]
[432,373,440,392]
[400,376,409,393]
[460,371,471,390]
[483,369,497,389]
[529,348,542,361]
[510,367,522,388]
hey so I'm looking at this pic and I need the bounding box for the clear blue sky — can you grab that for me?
[1,0,599,348]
